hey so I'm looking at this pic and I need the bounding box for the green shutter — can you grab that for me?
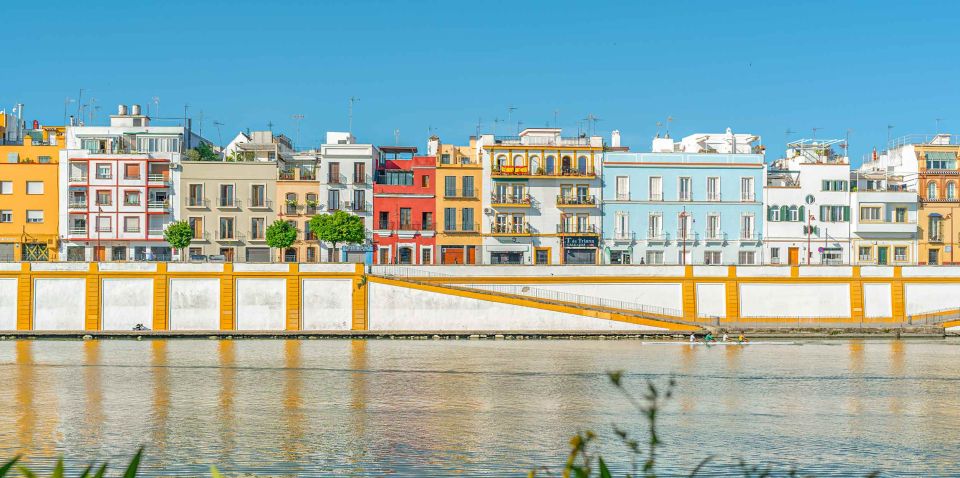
[767,206,774,221]
[781,205,789,221]
[822,180,828,191]
[843,206,850,221]
[798,205,804,222]
[820,205,827,220]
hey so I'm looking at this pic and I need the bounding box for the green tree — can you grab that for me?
[266,219,298,262]
[163,220,194,262]
[309,210,366,262]
[186,142,219,161]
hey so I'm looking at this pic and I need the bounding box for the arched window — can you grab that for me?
[545,156,556,174]
[928,181,938,200]
[948,182,956,200]
[577,156,588,175]
[513,154,524,166]
[529,155,540,175]
[788,206,798,222]
[496,155,507,170]
[285,192,298,215]
[769,206,781,221]
[306,193,317,212]
[561,156,572,173]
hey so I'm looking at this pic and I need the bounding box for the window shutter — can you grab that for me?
[820,205,827,220]
[797,206,804,222]
[767,206,774,221]
[781,205,789,221]
[822,180,828,191]
[843,206,850,221]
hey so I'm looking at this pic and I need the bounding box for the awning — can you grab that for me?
[926,152,956,160]
[929,212,943,218]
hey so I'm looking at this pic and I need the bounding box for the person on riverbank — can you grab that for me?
[690,333,695,343]
[704,332,715,343]
[722,333,729,342]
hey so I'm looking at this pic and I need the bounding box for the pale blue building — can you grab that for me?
[601,131,765,265]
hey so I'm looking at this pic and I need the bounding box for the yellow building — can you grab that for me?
[431,136,482,264]
[276,153,321,262]
[0,124,65,261]
[914,139,960,265]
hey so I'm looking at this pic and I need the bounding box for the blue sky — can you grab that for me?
[2,0,959,164]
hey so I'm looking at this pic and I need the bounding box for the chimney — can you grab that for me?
[611,130,621,148]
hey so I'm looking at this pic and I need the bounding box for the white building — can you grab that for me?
[763,139,852,265]
[319,131,376,262]
[478,128,604,265]
[849,167,918,265]
[59,104,207,261]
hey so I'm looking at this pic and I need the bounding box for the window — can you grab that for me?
[649,177,662,201]
[285,193,298,215]
[188,184,204,206]
[352,189,365,211]
[648,213,662,238]
[462,208,474,231]
[378,211,389,230]
[251,185,266,207]
[219,184,235,207]
[421,175,430,188]
[188,217,204,239]
[123,191,140,206]
[97,216,112,232]
[821,180,848,192]
[124,163,141,180]
[645,250,664,265]
[929,217,942,241]
[399,208,412,229]
[789,206,801,222]
[463,176,475,198]
[769,206,781,222]
[949,182,957,200]
[444,176,456,197]
[894,246,907,262]
[96,164,111,179]
[96,190,111,206]
[925,152,957,170]
[770,247,781,264]
[137,136,180,153]
[738,251,756,265]
[304,220,316,240]
[740,214,755,239]
[444,208,457,231]
[614,211,629,239]
[306,247,317,262]
[440,153,451,165]
[251,218,265,240]
[219,217,235,239]
[577,156,588,174]
[678,212,693,239]
[328,189,340,210]
[25,210,43,223]
[545,156,555,174]
[616,176,630,200]
[490,251,524,265]
[859,246,872,261]
[707,214,721,239]
[927,182,938,200]
[422,247,432,265]
[678,177,691,201]
[895,207,907,223]
[379,170,414,185]
[706,177,720,201]
[0,210,10,222]
[704,251,722,265]
[329,162,341,183]
[740,177,754,201]
[112,247,127,261]
[820,205,850,222]
[860,206,881,222]
[124,216,140,233]
[0,181,11,194]
[26,181,43,195]
[422,212,433,230]
[353,162,365,183]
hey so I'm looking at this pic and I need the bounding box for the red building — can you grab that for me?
[372,147,436,264]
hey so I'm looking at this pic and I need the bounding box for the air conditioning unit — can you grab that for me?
[483,208,494,215]
[170,164,182,171]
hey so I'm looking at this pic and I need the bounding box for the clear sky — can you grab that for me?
[2,0,959,164]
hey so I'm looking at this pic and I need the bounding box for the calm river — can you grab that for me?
[0,338,958,477]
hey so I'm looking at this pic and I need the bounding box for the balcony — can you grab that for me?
[186,197,209,209]
[557,223,599,235]
[490,222,532,235]
[443,223,480,234]
[741,193,757,202]
[490,193,532,207]
[279,170,318,181]
[68,226,88,236]
[556,195,597,207]
[68,200,88,210]
[739,232,762,243]
[647,231,670,242]
[147,200,171,211]
[345,201,370,212]
[217,231,245,242]
[443,189,477,199]
[353,173,371,185]
[249,199,273,211]
[648,193,663,201]
[493,135,595,147]
[704,231,726,243]
[148,228,165,237]
[328,174,346,185]
[856,220,918,235]
[191,231,211,242]
[612,231,636,243]
[491,165,596,179]
[217,197,242,209]
[147,174,170,185]
[327,201,343,212]
[69,175,88,183]
[675,230,699,243]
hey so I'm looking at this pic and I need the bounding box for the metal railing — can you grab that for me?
[612,232,636,242]
[250,199,273,209]
[68,227,87,235]
[147,174,169,183]
[556,194,597,206]
[218,197,241,208]
[888,133,959,149]
[491,222,531,234]
[444,189,477,199]
[328,173,346,184]
[492,166,596,177]
[69,175,87,183]
[443,222,480,233]
[68,200,87,209]
[147,200,170,209]
[493,136,594,146]
[345,201,369,212]
[187,197,209,208]
[648,193,663,201]
[490,193,532,205]
[647,230,669,241]
[557,223,598,234]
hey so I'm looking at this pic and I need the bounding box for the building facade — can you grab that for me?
[179,161,278,262]
[276,151,321,262]
[764,140,852,265]
[849,167,918,265]
[479,128,604,265]
[603,130,765,265]
[59,105,201,262]
[372,148,436,264]
[0,124,65,261]
[319,132,376,263]
[430,136,482,264]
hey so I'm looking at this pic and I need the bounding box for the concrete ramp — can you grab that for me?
[367,276,699,332]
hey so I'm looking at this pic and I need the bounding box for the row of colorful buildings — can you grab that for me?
[1,102,958,265]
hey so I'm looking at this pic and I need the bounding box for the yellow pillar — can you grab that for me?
[286,263,301,331]
[351,263,368,330]
[220,263,234,331]
[681,265,697,320]
[16,262,32,331]
[725,266,739,322]
[85,263,101,331]
[891,266,905,322]
[850,266,863,322]
[153,263,168,331]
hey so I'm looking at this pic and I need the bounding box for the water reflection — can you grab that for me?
[888,340,906,417]
[281,340,304,461]
[15,341,35,451]
[83,341,104,444]
[218,340,236,460]
[151,340,169,453]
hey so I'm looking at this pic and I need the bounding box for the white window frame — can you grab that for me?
[740,213,755,240]
[645,250,664,265]
[616,176,630,201]
[26,210,44,223]
[648,212,663,239]
[0,181,12,194]
[706,177,720,201]
[706,213,721,240]
[678,177,692,201]
[648,176,662,201]
[740,177,754,201]
[0,210,11,222]
[25,181,44,195]
[738,250,756,265]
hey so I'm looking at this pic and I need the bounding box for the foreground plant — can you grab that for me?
[0,448,141,478]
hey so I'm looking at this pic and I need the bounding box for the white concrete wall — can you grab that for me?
[368,282,664,331]
[372,265,685,277]
[739,283,850,318]
[33,278,86,330]
[233,263,290,273]
[167,263,224,273]
[696,283,726,318]
[904,283,960,315]
[863,283,892,318]
[299,263,359,273]
[0,278,16,330]
[902,267,960,278]
[101,278,154,330]
[301,279,354,330]
[467,282,683,313]
[168,278,220,330]
[235,278,286,330]
[98,262,158,272]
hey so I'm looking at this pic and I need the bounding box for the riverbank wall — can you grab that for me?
[1,263,959,332]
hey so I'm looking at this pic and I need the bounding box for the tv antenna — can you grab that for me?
[493,117,502,136]
[291,114,304,148]
[666,116,674,136]
[516,120,523,135]
[213,121,224,149]
[507,105,517,130]
[887,124,895,145]
[584,113,601,137]
[554,109,559,128]
[394,129,400,145]
[812,127,821,141]
[348,96,359,135]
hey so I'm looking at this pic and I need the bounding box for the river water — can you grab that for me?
[0,338,958,477]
